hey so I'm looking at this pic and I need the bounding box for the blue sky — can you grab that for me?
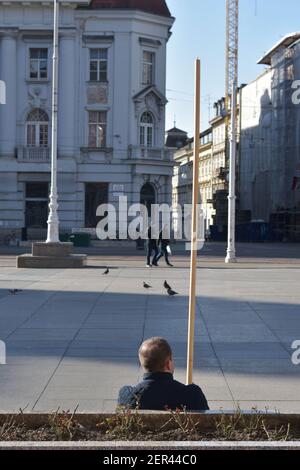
[166,0,300,135]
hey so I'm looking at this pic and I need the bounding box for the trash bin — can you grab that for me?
[21,227,27,241]
[59,233,70,243]
[69,233,91,247]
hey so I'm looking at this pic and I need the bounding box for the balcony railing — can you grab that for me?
[17,146,50,162]
[128,146,172,161]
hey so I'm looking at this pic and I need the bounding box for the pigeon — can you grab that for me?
[164,280,171,290]
[143,282,152,289]
[167,288,178,296]
[103,267,109,275]
[9,289,22,295]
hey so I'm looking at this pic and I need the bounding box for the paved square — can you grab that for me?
[0,244,300,413]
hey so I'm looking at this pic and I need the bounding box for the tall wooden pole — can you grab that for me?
[186,58,201,385]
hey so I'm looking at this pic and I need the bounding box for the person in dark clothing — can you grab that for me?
[154,227,173,267]
[146,226,159,267]
[118,337,209,412]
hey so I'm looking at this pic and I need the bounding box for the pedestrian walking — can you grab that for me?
[146,225,159,267]
[154,226,173,267]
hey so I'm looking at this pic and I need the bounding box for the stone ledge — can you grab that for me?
[0,410,299,429]
[1,441,300,450]
[17,254,87,269]
[32,242,73,257]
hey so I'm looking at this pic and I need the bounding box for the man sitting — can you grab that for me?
[118,337,209,411]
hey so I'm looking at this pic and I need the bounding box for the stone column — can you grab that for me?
[0,32,17,157]
[58,32,76,157]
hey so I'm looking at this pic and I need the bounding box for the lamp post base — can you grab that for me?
[17,242,87,269]
[225,251,237,264]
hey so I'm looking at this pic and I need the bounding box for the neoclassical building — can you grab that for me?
[0,0,174,240]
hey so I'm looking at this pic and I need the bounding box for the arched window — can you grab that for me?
[140,111,154,148]
[26,108,49,147]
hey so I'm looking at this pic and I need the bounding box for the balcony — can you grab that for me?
[214,166,227,180]
[128,146,172,161]
[17,146,50,163]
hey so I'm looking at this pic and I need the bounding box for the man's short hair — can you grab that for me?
[139,337,172,373]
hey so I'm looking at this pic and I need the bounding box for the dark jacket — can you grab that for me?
[147,227,157,249]
[118,372,209,412]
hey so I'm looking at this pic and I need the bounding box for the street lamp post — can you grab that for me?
[46,0,60,244]
[17,0,87,268]
[225,81,237,263]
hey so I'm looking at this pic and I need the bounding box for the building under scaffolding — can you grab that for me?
[239,33,300,241]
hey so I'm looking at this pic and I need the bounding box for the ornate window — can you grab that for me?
[142,51,155,85]
[89,49,108,82]
[140,112,154,148]
[88,111,107,148]
[29,48,48,80]
[26,109,49,147]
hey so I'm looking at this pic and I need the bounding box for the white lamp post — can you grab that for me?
[17,0,87,268]
[225,80,237,263]
[46,0,60,244]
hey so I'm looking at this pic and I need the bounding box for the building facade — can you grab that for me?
[173,92,242,232]
[172,128,215,231]
[0,0,174,241]
[239,34,300,239]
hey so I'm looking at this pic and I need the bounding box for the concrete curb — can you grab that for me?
[0,441,300,450]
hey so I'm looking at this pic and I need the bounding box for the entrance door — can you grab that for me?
[140,183,156,216]
[85,183,109,228]
[25,182,49,228]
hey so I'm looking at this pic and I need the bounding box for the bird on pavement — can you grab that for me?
[164,280,172,290]
[143,282,152,289]
[167,288,178,296]
[103,267,109,275]
[9,289,22,295]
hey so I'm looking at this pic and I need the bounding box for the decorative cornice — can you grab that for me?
[82,34,114,44]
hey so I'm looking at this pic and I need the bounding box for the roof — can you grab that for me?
[166,127,188,135]
[84,0,172,17]
[258,32,300,65]
[186,128,212,145]
[165,127,188,149]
